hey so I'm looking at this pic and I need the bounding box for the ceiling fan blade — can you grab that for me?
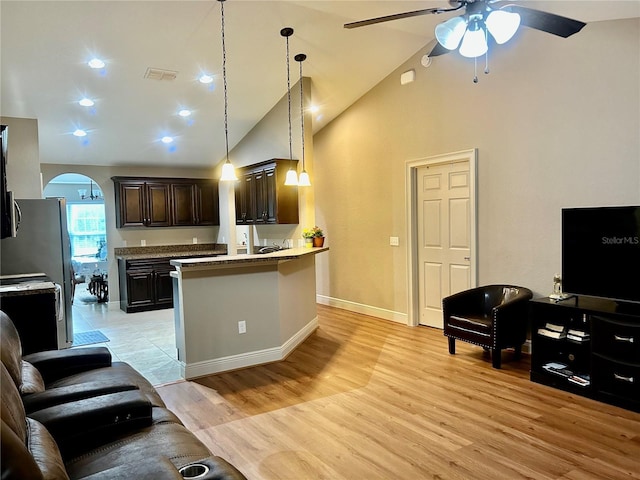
[504,5,586,38]
[344,6,460,29]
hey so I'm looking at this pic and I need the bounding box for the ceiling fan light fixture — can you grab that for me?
[435,16,467,50]
[459,21,488,58]
[485,10,521,45]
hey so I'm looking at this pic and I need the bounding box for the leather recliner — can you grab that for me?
[1,362,247,479]
[0,310,165,410]
[443,285,533,368]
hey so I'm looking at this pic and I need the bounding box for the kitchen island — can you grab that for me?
[170,246,328,379]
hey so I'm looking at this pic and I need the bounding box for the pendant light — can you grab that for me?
[219,0,237,182]
[281,27,298,186]
[295,53,311,187]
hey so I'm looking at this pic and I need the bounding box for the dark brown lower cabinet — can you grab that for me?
[118,258,175,313]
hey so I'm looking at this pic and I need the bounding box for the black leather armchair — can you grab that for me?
[443,285,533,368]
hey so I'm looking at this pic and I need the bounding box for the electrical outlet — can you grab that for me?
[238,321,246,334]
[390,236,399,246]
[141,239,146,246]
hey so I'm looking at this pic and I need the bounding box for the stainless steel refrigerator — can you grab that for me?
[0,198,73,348]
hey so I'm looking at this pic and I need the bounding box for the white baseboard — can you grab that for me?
[316,295,407,324]
[183,317,319,379]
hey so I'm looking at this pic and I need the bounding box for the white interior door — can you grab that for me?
[417,160,473,328]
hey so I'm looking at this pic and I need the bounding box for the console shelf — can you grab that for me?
[530,296,640,412]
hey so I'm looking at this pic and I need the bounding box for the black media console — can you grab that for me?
[530,296,640,412]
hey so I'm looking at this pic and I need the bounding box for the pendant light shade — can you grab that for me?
[459,20,488,58]
[435,16,467,51]
[298,171,311,187]
[281,27,298,186]
[486,10,521,44]
[218,0,237,181]
[220,160,236,181]
[295,53,311,187]
[284,169,299,186]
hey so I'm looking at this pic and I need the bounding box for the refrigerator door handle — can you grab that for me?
[12,197,21,236]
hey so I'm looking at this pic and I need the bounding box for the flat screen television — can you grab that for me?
[562,206,640,305]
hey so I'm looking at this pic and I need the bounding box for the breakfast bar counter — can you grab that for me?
[170,247,328,379]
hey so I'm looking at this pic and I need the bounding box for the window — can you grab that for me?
[67,203,106,258]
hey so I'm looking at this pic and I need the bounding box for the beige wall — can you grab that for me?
[1,117,42,198]
[313,18,640,320]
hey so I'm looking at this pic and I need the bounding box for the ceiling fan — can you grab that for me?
[345,1,586,81]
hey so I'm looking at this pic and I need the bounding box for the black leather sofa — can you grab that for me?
[0,311,247,479]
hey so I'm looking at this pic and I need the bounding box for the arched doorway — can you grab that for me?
[43,173,108,306]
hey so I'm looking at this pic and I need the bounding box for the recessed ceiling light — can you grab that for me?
[161,136,174,144]
[178,109,192,117]
[199,74,214,84]
[79,98,95,107]
[309,105,320,114]
[88,58,105,69]
[73,129,87,137]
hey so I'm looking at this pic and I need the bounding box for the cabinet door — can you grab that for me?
[272,163,299,224]
[117,183,146,227]
[125,269,155,308]
[146,183,171,227]
[195,182,219,225]
[254,170,268,223]
[235,177,247,224]
[237,173,256,223]
[154,265,174,306]
[264,167,277,223]
[171,183,196,226]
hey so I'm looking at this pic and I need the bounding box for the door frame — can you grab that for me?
[405,149,478,327]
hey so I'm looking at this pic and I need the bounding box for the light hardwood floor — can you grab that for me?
[157,305,640,480]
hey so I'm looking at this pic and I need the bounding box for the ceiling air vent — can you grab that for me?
[144,67,178,81]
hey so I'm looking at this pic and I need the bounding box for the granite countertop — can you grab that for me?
[114,243,227,260]
[170,246,329,269]
[0,281,58,297]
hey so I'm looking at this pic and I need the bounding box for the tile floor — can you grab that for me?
[71,289,182,386]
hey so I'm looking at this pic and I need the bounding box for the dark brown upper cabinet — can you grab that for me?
[235,159,298,225]
[112,177,219,228]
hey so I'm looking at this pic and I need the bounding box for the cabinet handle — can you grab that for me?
[614,335,634,343]
[613,373,635,383]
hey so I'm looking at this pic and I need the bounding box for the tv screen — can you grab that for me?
[562,206,640,304]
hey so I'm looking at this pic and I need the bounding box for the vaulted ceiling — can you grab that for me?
[1,1,638,168]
